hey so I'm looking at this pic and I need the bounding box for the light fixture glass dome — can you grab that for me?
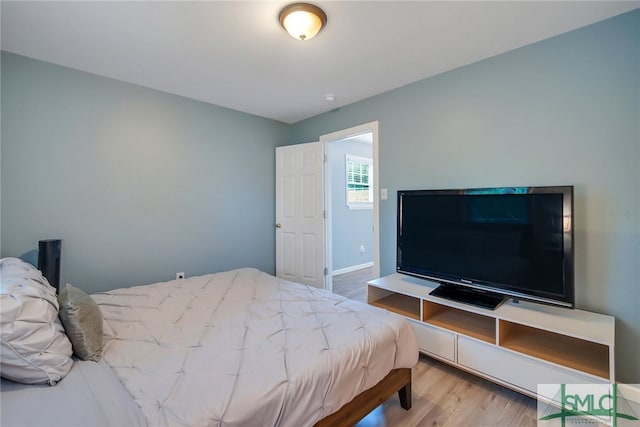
[279,3,327,41]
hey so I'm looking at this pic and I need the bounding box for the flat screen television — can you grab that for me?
[396,186,574,310]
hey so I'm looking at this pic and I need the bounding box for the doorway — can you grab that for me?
[320,122,379,301]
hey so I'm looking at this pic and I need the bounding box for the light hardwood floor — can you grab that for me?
[332,266,373,303]
[357,355,537,426]
[333,268,538,426]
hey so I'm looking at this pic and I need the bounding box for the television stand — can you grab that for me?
[430,283,506,310]
[367,273,615,399]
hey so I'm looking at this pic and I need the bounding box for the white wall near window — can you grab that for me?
[329,140,374,272]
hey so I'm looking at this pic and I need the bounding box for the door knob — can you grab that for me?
[275,223,282,228]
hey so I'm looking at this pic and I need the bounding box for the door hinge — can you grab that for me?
[324,268,328,276]
[323,154,327,163]
[323,210,327,219]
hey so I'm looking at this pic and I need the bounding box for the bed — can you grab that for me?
[1,260,418,426]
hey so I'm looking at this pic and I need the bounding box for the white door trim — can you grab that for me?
[319,121,380,292]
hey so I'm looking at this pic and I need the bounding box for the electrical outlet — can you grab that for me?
[176,272,185,280]
[360,245,365,254]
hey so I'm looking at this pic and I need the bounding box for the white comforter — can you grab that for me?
[93,268,418,427]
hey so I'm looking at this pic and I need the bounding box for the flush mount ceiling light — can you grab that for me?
[279,3,327,41]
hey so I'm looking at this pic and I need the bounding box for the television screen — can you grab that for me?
[397,186,574,309]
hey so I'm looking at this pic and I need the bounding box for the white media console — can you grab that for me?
[367,274,615,398]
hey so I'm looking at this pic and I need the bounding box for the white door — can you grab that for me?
[275,142,325,288]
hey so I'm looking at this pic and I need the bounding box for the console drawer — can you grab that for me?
[408,319,455,362]
[458,336,605,395]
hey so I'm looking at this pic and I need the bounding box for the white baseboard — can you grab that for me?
[618,383,640,404]
[332,262,374,277]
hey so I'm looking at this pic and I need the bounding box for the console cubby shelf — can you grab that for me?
[367,274,615,397]
[501,321,611,379]
[423,301,495,344]
[367,286,420,320]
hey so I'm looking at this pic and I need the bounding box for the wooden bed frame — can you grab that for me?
[314,368,412,427]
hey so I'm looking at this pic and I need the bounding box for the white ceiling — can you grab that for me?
[2,1,638,124]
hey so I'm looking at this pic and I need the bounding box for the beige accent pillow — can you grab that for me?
[0,257,73,385]
[58,284,103,362]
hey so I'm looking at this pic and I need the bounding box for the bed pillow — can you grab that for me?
[58,283,103,361]
[0,257,73,385]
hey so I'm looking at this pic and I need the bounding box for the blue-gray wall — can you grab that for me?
[329,139,373,272]
[290,11,639,383]
[1,52,289,292]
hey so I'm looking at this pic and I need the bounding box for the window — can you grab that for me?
[346,155,373,209]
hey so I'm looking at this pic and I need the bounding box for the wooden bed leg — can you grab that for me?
[398,380,412,410]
